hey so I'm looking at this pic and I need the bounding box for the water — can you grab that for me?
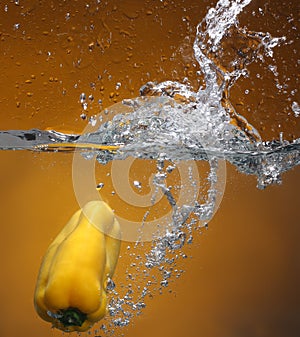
[0,0,299,334]
[1,102,299,190]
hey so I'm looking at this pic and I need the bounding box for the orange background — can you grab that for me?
[0,1,299,337]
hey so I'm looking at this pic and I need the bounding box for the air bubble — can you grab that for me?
[80,93,86,103]
[166,165,175,173]
[106,277,116,291]
[133,180,142,189]
[292,101,300,117]
[88,116,97,126]
[160,280,168,287]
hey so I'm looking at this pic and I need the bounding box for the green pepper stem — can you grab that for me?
[58,307,87,327]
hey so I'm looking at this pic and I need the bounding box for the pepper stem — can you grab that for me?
[58,307,87,327]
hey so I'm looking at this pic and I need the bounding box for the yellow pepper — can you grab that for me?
[34,201,121,332]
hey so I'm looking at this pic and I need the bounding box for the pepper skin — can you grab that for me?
[34,201,121,332]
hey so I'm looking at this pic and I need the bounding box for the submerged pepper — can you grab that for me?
[34,201,121,332]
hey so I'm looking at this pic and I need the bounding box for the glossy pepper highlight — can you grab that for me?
[34,201,121,332]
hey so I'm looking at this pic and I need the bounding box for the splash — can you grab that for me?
[97,0,299,332]
[75,0,299,332]
[0,0,295,189]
